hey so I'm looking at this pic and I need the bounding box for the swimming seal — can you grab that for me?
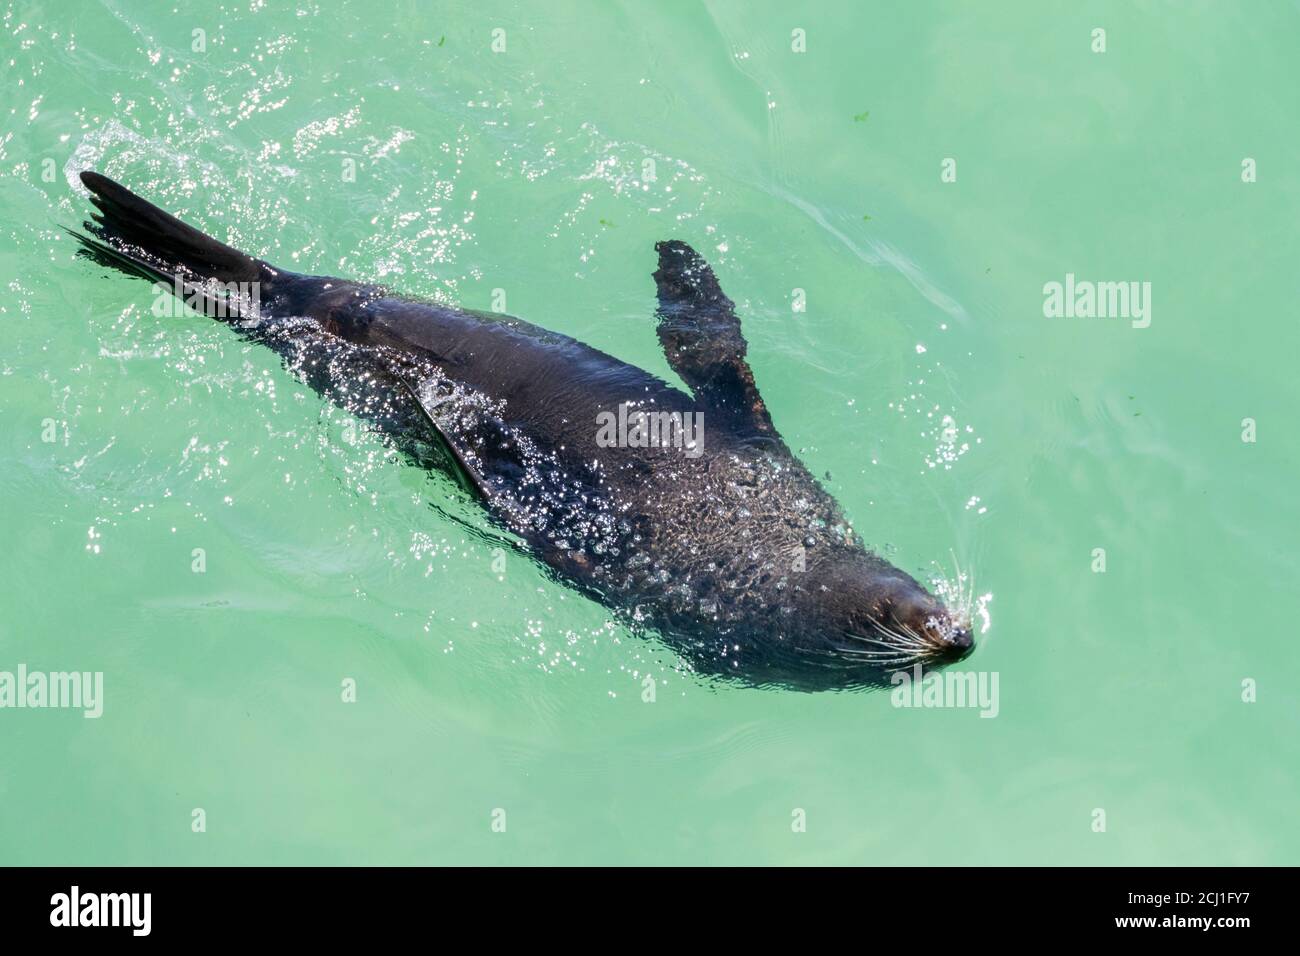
[71,171,975,690]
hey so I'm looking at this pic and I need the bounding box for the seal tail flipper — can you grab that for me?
[652,240,782,445]
[71,170,270,318]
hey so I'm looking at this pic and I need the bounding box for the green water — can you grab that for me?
[2,1,1297,866]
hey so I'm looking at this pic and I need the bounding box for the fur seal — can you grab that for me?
[71,171,974,690]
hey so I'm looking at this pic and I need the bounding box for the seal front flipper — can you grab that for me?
[396,377,492,502]
[652,240,781,444]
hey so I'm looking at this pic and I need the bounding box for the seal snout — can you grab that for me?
[884,585,975,663]
[939,622,975,660]
[914,615,975,664]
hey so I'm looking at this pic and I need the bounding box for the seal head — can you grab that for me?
[821,557,975,670]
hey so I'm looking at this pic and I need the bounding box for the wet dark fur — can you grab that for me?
[72,171,974,690]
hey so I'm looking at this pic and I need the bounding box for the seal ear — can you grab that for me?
[652,240,781,443]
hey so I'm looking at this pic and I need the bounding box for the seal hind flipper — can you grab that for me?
[77,171,263,286]
[70,171,272,322]
[396,377,492,502]
[652,240,781,443]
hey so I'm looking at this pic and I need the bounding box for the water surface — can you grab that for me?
[1,1,1297,864]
